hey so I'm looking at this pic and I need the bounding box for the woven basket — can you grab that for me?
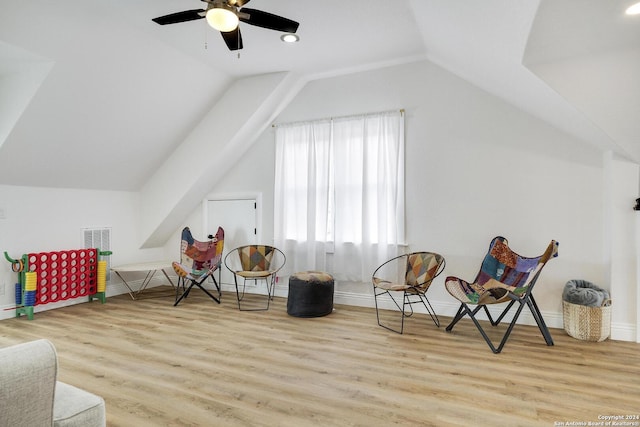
[562,299,611,342]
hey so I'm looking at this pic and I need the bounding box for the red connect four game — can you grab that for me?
[5,247,111,320]
[27,249,98,305]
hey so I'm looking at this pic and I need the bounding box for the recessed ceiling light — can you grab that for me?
[626,2,640,15]
[280,33,299,43]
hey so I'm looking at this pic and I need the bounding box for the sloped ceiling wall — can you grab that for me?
[1,0,639,247]
[0,0,232,191]
[410,0,638,160]
[139,71,307,248]
[524,0,640,160]
[3,0,639,192]
[0,42,53,150]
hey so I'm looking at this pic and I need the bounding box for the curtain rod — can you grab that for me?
[272,108,404,128]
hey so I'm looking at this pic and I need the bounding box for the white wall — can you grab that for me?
[2,58,636,340]
[0,184,168,319]
[605,153,639,340]
[198,59,637,336]
[139,72,303,249]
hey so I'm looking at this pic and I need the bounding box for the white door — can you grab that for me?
[206,199,257,286]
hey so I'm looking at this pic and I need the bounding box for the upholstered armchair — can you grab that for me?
[0,339,106,427]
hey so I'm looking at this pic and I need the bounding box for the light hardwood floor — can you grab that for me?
[1,288,639,427]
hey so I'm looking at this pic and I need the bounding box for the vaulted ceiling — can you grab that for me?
[1,0,639,191]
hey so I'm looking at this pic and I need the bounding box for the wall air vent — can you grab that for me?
[82,227,111,281]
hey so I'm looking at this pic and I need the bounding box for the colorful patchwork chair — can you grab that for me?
[224,245,286,311]
[172,226,224,306]
[445,236,559,353]
[372,252,446,334]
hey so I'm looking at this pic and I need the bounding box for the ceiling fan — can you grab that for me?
[152,0,300,51]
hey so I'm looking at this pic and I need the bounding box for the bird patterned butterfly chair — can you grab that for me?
[172,226,224,306]
[444,236,559,353]
[372,251,446,334]
[224,245,286,311]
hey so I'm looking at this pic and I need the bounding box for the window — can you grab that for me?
[274,110,405,282]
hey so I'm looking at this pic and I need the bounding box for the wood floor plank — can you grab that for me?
[1,288,639,426]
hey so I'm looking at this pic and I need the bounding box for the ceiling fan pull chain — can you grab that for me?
[204,21,208,50]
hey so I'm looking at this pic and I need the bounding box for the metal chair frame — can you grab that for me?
[174,267,222,306]
[445,236,558,353]
[224,245,286,311]
[173,227,224,306]
[372,252,446,334]
[446,281,553,353]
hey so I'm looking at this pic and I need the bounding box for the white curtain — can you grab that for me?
[274,110,405,282]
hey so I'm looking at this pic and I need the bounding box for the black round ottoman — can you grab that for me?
[287,271,334,317]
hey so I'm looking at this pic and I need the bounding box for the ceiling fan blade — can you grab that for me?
[239,8,299,33]
[221,27,243,51]
[152,9,205,25]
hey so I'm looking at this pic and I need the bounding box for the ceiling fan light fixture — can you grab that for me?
[206,6,239,32]
[280,33,299,43]
[626,2,640,14]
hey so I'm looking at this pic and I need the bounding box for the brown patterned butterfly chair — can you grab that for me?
[224,245,286,311]
[445,236,559,353]
[172,226,224,306]
[372,252,446,334]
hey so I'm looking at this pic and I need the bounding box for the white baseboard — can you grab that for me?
[311,286,636,343]
[0,276,169,320]
[2,279,636,342]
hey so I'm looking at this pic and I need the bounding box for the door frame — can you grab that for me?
[201,192,263,244]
